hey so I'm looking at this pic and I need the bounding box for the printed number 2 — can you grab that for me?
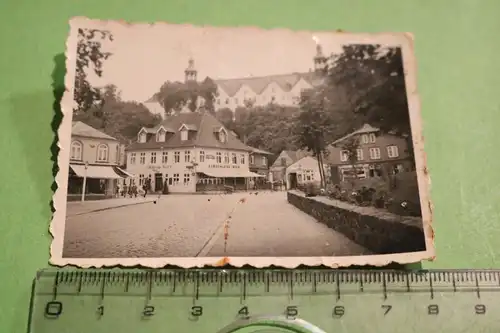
[143,305,155,317]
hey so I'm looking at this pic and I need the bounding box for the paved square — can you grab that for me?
[62,192,370,258]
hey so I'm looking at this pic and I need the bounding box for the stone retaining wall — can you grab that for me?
[287,190,426,255]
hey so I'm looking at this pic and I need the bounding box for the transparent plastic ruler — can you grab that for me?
[28,269,500,332]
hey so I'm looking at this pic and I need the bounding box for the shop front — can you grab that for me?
[67,163,134,201]
[196,163,265,193]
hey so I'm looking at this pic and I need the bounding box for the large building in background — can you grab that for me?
[144,44,330,118]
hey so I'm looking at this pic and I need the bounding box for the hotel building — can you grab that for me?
[124,111,265,193]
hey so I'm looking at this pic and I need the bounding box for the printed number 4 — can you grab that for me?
[238,306,249,318]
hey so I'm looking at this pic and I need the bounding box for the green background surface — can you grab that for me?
[0,0,499,332]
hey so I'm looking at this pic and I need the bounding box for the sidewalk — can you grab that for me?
[67,196,156,217]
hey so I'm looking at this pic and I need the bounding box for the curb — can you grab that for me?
[68,200,155,217]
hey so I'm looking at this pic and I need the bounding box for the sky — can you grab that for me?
[82,23,402,103]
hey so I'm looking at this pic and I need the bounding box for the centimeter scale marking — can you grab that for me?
[36,269,500,301]
[31,269,500,333]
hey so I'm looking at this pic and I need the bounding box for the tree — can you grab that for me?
[214,104,301,155]
[153,77,218,115]
[328,44,414,161]
[73,28,114,114]
[216,108,235,125]
[337,137,361,183]
[73,84,162,142]
[293,88,339,189]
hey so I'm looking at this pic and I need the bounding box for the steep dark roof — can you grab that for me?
[126,112,253,152]
[284,150,312,163]
[330,124,380,146]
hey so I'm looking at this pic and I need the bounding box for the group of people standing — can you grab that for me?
[116,177,152,199]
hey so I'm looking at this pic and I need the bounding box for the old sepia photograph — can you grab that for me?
[50,17,434,267]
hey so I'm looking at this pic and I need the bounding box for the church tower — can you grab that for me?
[184,58,197,82]
[313,44,328,74]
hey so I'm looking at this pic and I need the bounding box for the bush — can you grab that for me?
[304,182,320,197]
[325,171,421,217]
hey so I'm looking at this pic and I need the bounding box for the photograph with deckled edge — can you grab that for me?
[49,17,434,268]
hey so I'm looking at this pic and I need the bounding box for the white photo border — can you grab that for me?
[50,17,435,268]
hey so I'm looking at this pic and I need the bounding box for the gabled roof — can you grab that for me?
[330,124,380,146]
[72,121,117,141]
[283,150,312,163]
[144,72,325,103]
[214,72,323,97]
[251,147,273,155]
[155,125,175,133]
[288,155,318,168]
[126,112,253,152]
[179,123,198,131]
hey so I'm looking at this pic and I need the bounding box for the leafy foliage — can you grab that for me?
[328,44,410,137]
[216,105,301,156]
[74,28,114,114]
[153,77,218,115]
[73,85,162,143]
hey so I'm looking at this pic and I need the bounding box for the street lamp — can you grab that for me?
[81,161,89,202]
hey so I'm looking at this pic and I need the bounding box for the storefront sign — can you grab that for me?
[205,155,215,159]
[147,165,172,170]
[208,164,240,169]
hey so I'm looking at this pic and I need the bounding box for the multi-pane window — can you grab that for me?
[369,147,381,160]
[387,145,399,158]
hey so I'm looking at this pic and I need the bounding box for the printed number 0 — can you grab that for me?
[44,301,63,319]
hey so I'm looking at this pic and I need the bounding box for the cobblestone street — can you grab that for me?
[62,192,370,258]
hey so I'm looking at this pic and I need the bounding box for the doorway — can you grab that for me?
[288,172,298,190]
[154,173,163,192]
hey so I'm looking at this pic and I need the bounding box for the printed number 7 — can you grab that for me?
[381,305,392,315]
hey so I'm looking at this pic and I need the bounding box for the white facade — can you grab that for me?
[285,156,329,189]
[126,147,251,193]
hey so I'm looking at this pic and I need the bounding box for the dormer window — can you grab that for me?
[179,124,197,141]
[218,128,227,143]
[138,128,147,143]
[156,128,166,142]
[181,129,188,141]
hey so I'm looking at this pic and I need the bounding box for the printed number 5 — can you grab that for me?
[286,306,298,318]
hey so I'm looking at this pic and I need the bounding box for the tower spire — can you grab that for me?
[184,58,197,82]
[313,44,327,74]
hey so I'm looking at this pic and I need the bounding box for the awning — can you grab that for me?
[114,166,135,178]
[200,168,265,178]
[70,164,124,179]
